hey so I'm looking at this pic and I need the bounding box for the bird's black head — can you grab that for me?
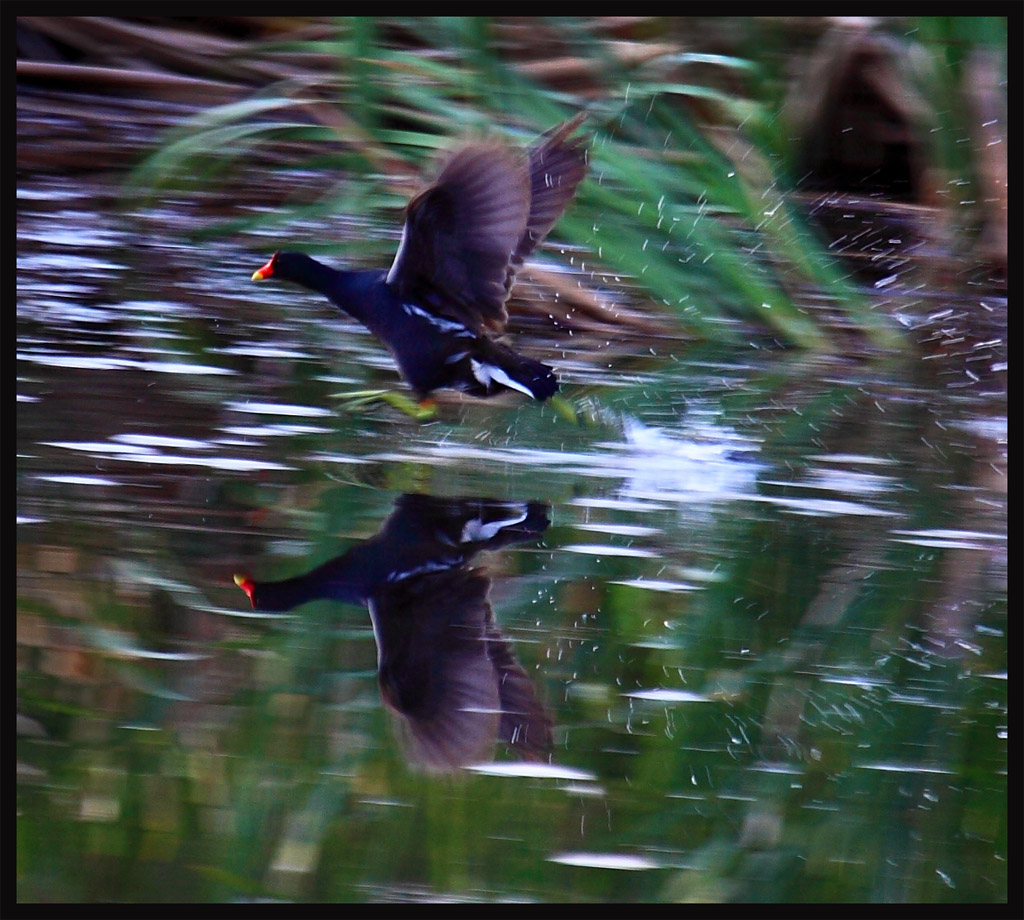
[252,250,318,283]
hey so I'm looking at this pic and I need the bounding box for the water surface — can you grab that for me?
[17,160,1006,903]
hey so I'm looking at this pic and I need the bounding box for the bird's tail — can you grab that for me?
[471,345,559,401]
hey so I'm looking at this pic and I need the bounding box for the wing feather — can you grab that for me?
[387,116,588,332]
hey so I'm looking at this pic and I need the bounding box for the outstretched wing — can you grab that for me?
[504,113,589,301]
[386,142,530,332]
[387,115,588,332]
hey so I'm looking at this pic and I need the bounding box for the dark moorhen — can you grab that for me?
[234,494,553,771]
[252,115,588,403]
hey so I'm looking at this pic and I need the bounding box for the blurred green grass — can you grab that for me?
[125,16,1004,349]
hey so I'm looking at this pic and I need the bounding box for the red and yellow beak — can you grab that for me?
[252,256,276,282]
[233,573,257,607]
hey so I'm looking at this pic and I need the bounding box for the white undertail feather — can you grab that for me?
[470,359,536,398]
[460,505,529,543]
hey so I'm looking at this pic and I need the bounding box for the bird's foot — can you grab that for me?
[546,394,579,424]
[331,389,438,420]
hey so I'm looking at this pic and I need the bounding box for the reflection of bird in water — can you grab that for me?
[234,494,552,771]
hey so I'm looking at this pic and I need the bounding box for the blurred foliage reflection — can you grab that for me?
[18,15,1005,905]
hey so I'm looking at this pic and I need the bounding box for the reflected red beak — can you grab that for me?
[233,573,256,606]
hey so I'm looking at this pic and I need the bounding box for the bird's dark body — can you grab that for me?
[295,266,557,399]
[253,115,587,403]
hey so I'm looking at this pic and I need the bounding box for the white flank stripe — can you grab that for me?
[402,302,473,336]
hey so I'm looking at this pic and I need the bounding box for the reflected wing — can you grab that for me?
[486,622,554,761]
[373,568,551,771]
[374,571,501,770]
